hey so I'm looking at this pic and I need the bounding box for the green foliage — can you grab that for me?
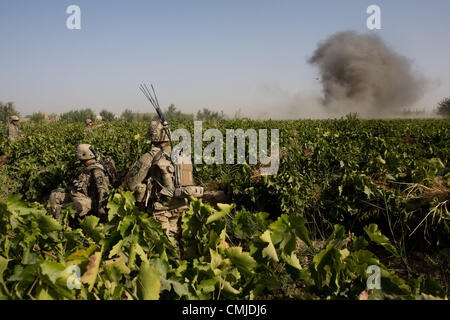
[196,108,226,121]
[436,97,450,118]
[29,112,46,124]
[0,101,20,123]
[165,104,194,121]
[0,193,445,300]
[99,110,116,122]
[120,109,154,122]
[0,118,448,299]
[60,109,95,123]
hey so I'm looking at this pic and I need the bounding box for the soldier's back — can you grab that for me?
[7,124,19,142]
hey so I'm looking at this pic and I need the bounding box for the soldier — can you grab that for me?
[6,115,23,142]
[85,119,104,132]
[127,121,189,251]
[49,144,110,221]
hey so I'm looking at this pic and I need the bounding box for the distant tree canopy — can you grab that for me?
[0,104,231,125]
[196,108,226,121]
[120,109,154,122]
[60,108,96,123]
[120,105,193,122]
[165,104,194,121]
[29,112,46,123]
[0,101,20,123]
[100,109,116,122]
[436,97,450,118]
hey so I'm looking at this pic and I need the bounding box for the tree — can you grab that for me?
[436,97,450,118]
[29,112,46,123]
[121,109,135,122]
[196,108,226,121]
[0,101,20,123]
[60,108,96,123]
[100,109,116,122]
[142,113,154,121]
[165,104,193,121]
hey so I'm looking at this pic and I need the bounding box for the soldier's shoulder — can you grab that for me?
[86,163,105,172]
[139,148,160,162]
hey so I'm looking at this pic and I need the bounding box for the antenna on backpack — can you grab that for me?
[89,145,100,160]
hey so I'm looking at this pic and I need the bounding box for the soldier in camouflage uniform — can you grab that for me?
[48,144,110,221]
[6,115,23,142]
[85,119,104,133]
[127,121,189,251]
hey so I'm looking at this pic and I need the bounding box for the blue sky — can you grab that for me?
[0,0,449,117]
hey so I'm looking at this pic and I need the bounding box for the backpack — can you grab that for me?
[172,150,204,199]
[149,148,204,200]
[99,157,119,188]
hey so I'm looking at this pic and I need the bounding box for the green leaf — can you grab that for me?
[422,276,445,298]
[7,194,44,216]
[281,251,302,270]
[40,260,65,284]
[107,194,120,221]
[353,236,369,251]
[67,245,99,262]
[133,242,149,264]
[118,215,136,236]
[198,277,218,294]
[222,280,240,295]
[108,240,124,259]
[364,224,399,257]
[269,215,289,245]
[325,225,346,246]
[0,255,9,295]
[137,262,161,300]
[80,216,104,242]
[206,203,233,224]
[162,278,191,297]
[37,214,63,233]
[290,215,312,247]
[210,249,224,271]
[8,264,38,283]
[225,247,257,276]
[35,287,55,300]
[260,230,278,262]
[104,253,131,282]
[363,185,374,198]
[0,256,7,282]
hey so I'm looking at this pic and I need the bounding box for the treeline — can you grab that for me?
[0,102,229,124]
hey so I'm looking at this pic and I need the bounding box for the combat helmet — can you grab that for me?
[10,115,19,122]
[86,119,93,125]
[146,120,169,142]
[76,144,96,160]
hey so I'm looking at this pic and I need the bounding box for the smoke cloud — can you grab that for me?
[308,31,427,117]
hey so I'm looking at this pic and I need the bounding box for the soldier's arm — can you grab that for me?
[92,168,109,210]
[127,150,159,189]
[127,149,161,203]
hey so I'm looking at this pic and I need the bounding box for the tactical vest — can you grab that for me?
[72,163,108,194]
[148,146,203,210]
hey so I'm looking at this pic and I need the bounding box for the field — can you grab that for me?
[0,118,449,300]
